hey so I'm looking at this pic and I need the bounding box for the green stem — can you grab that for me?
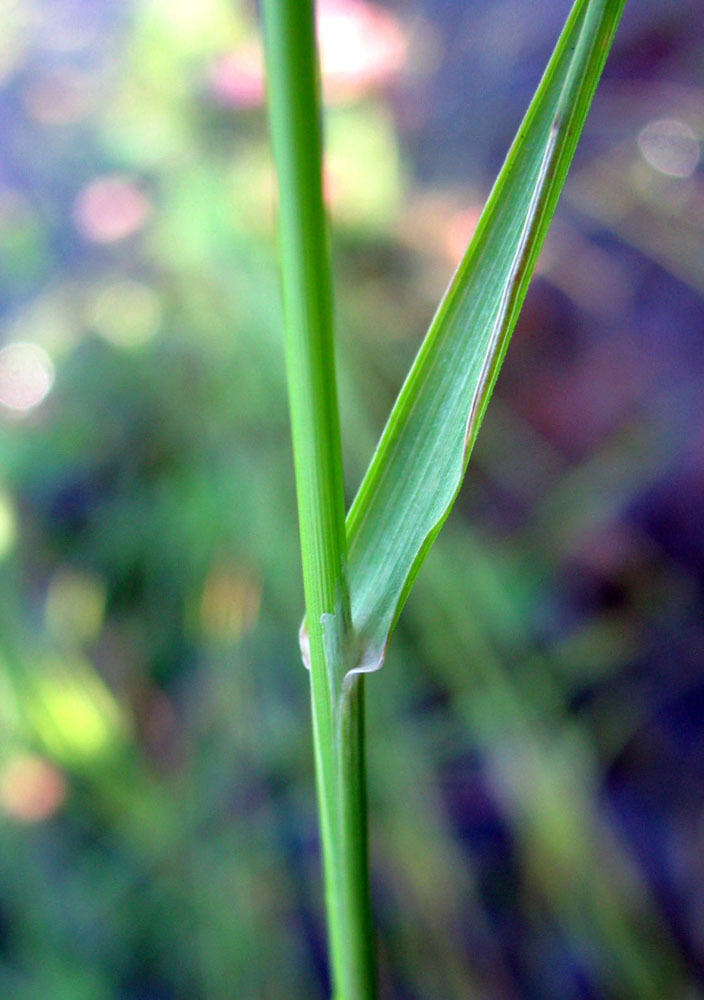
[260,1,375,996]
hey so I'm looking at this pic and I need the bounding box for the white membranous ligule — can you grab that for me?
[299,614,384,685]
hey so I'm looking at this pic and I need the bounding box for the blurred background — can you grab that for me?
[1,0,703,997]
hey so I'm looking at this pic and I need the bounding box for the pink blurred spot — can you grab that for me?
[208,43,264,108]
[208,0,407,108]
[73,175,151,244]
[23,67,94,125]
[319,0,407,100]
[0,754,66,823]
[322,160,343,207]
[444,206,482,265]
[397,191,483,265]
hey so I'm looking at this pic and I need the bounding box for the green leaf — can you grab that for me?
[344,0,627,673]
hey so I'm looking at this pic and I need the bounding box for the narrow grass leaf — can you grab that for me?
[344,0,626,673]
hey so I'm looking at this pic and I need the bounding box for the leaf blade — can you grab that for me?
[345,0,627,670]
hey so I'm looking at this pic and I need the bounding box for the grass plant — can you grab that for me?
[261,0,627,996]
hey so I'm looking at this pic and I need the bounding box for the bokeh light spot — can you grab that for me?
[0,754,66,823]
[208,45,263,108]
[318,0,407,100]
[0,341,54,412]
[23,67,94,125]
[88,280,162,349]
[208,0,407,108]
[73,175,151,244]
[29,661,126,764]
[200,567,261,642]
[637,118,700,178]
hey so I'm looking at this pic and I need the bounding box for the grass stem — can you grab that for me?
[260,1,375,996]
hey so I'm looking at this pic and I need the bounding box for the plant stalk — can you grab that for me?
[260,1,375,996]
